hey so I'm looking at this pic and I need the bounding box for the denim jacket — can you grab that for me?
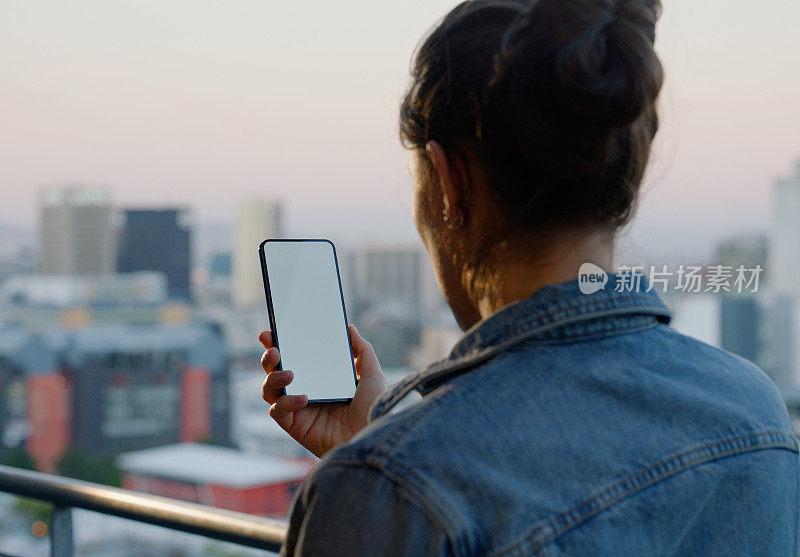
[282,275,799,556]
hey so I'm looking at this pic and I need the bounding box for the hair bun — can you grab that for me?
[494,0,664,130]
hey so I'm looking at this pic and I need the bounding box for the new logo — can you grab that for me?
[578,263,608,295]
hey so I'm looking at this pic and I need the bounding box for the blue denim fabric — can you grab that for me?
[282,275,799,556]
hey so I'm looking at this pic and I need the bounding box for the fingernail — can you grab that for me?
[293,395,307,404]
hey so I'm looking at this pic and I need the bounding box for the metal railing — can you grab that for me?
[0,464,288,556]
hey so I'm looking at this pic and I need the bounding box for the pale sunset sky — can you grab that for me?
[1,0,798,260]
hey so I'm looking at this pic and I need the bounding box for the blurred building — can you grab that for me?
[232,199,281,307]
[715,234,768,282]
[118,443,315,517]
[0,329,67,472]
[770,161,800,296]
[767,161,800,386]
[348,243,447,368]
[1,273,167,307]
[352,243,443,319]
[116,209,192,301]
[719,296,761,365]
[409,324,462,371]
[117,443,316,517]
[0,323,230,471]
[713,235,767,368]
[64,324,230,455]
[0,245,35,283]
[39,186,115,276]
[765,299,797,387]
[0,273,181,329]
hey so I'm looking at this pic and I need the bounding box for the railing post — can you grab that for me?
[50,506,74,557]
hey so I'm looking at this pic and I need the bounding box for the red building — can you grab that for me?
[26,372,71,472]
[0,329,70,472]
[117,443,317,517]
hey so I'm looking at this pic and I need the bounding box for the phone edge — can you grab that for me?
[259,238,357,404]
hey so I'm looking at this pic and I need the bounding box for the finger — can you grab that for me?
[261,370,293,404]
[269,394,308,431]
[348,324,382,380]
[258,330,273,349]
[260,347,280,373]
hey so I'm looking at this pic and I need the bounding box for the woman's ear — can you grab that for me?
[425,140,469,222]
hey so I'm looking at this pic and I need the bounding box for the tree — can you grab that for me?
[1,446,37,470]
[56,448,121,487]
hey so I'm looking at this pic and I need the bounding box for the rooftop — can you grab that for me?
[117,443,315,488]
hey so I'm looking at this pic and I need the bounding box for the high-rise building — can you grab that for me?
[116,209,192,300]
[349,243,447,368]
[719,295,761,365]
[767,160,800,386]
[352,243,444,320]
[39,186,115,275]
[232,199,281,307]
[714,234,767,369]
[771,161,800,296]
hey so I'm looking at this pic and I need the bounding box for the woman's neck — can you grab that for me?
[472,228,615,320]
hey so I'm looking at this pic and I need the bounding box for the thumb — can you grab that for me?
[348,324,383,381]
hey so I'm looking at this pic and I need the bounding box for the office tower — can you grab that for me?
[39,186,115,275]
[355,245,422,311]
[116,209,192,300]
[232,199,282,307]
[771,161,800,296]
[353,243,445,319]
[713,235,766,367]
[719,296,760,364]
[767,161,800,385]
[351,243,447,368]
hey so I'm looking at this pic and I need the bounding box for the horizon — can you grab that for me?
[1,0,799,262]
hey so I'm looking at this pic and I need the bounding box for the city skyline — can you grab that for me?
[1,0,799,261]
[1,2,798,552]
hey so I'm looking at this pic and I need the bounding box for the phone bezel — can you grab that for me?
[259,238,358,403]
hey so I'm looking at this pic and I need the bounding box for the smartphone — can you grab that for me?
[259,239,358,403]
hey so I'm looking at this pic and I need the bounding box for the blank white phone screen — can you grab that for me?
[261,240,356,401]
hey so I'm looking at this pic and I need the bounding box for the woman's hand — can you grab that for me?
[259,324,388,458]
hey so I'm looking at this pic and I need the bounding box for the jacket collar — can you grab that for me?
[368,274,672,421]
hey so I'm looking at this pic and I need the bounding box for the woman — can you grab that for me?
[260,0,799,554]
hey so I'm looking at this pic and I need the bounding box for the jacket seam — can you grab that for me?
[367,382,459,467]
[491,431,799,556]
[471,300,670,357]
[514,319,661,348]
[312,458,464,556]
[371,308,668,420]
[497,304,668,348]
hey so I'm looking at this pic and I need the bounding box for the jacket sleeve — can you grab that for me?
[280,462,452,556]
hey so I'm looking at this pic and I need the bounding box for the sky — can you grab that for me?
[1,0,798,262]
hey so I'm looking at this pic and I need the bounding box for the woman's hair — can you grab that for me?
[400,0,663,240]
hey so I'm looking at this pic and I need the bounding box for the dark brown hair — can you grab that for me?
[400,0,664,240]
